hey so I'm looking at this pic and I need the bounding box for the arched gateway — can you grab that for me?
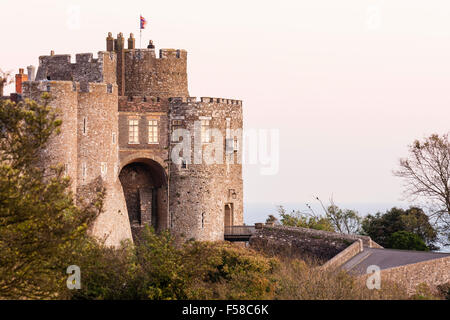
[119,158,168,239]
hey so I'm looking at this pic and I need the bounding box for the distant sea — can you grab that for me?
[243,201,411,225]
[244,201,450,252]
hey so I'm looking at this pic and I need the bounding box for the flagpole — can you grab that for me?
[139,14,142,49]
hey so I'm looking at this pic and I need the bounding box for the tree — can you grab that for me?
[277,206,335,232]
[394,134,450,244]
[0,68,13,97]
[0,96,102,299]
[265,215,279,225]
[388,231,429,251]
[315,197,362,234]
[361,207,438,250]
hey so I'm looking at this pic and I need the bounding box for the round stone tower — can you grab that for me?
[168,97,244,241]
[76,82,132,245]
[22,81,79,194]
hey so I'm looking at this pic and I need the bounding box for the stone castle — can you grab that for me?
[6,32,244,246]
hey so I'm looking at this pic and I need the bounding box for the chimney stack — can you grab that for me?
[128,33,135,49]
[106,32,114,51]
[15,68,28,94]
[27,65,36,81]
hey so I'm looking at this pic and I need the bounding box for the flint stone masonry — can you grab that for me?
[358,252,450,295]
[249,226,380,263]
[18,32,243,246]
[35,52,116,84]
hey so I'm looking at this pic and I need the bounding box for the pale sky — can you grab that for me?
[2,0,450,206]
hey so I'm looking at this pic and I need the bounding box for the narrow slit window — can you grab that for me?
[82,163,87,179]
[83,117,87,135]
[181,159,187,169]
[100,162,107,175]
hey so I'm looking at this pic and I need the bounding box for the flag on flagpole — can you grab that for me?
[140,15,147,29]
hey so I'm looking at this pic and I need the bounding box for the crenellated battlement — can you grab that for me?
[35,51,116,84]
[169,96,242,106]
[159,49,187,60]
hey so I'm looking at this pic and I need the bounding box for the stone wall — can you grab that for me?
[249,226,370,263]
[22,81,79,194]
[366,256,450,296]
[23,80,132,246]
[321,239,363,270]
[122,49,188,98]
[76,82,131,245]
[169,97,243,241]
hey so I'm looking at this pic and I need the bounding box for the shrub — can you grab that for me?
[388,231,429,251]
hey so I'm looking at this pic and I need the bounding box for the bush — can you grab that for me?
[388,231,429,251]
[64,227,411,300]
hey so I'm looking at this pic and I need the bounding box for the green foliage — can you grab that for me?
[277,206,335,231]
[65,227,411,300]
[388,231,429,251]
[361,207,438,250]
[135,227,188,299]
[0,96,102,299]
[275,198,363,235]
[67,227,278,300]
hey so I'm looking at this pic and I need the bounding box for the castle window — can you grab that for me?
[64,163,69,176]
[112,132,116,144]
[82,163,87,180]
[201,119,211,143]
[100,162,107,176]
[225,118,232,153]
[128,119,139,144]
[83,117,87,135]
[148,119,159,144]
[233,137,239,152]
[201,212,205,228]
[107,84,113,93]
[226,138,234,154]
[181,159,187,170]
[172,119,183,142]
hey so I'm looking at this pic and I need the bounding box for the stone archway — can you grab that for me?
[119,158,168,239]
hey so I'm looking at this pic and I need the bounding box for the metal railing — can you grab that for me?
[224,225,256,237]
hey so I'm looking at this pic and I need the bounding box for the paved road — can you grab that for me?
[341,248,450,275]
